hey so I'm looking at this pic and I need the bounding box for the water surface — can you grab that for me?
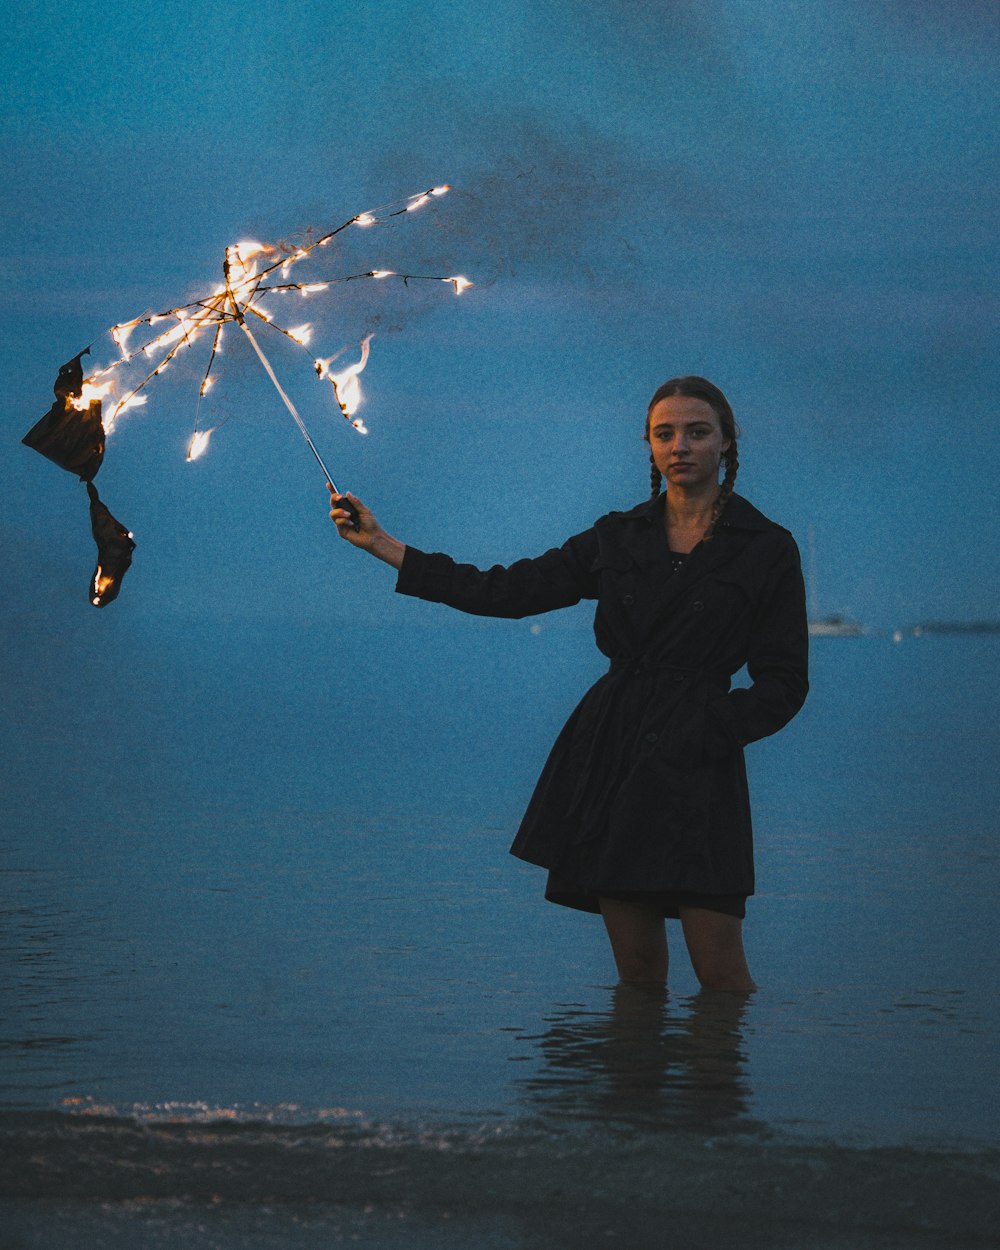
[2,626,997,1244]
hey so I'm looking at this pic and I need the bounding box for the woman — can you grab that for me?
[330,377,808,991]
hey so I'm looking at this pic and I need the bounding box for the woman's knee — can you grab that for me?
[680,908,756,992]
[599,896,668,984]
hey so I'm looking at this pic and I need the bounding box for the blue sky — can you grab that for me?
[3,0,998,630]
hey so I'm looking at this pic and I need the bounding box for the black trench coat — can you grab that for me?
[395,492,808,910]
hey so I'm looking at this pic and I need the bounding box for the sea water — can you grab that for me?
[2,618,997,1247]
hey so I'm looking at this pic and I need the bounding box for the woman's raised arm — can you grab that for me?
[329,483,601,619]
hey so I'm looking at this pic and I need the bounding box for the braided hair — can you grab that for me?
[645,375,740,540]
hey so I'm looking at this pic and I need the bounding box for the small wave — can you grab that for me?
[1,1103,998,1246]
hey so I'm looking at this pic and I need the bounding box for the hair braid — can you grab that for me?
[704,443,739,541]
[649,454,663,498]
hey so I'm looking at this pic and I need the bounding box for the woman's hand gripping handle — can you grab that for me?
[328,484,406,570]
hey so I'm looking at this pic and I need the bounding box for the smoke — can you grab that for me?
[361,111,671,293]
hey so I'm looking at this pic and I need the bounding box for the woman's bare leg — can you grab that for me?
[679,907,756,992]
[598,896,668,984]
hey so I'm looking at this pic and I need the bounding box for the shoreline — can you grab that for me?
[2,1109,997,1248]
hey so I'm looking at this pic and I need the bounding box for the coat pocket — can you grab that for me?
[693,567,756,627]
[655,678,737,766]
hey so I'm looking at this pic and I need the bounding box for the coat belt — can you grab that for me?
[608,656,730,691]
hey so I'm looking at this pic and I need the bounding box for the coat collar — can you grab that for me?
[619,491,776,533]
[600,492,772,652]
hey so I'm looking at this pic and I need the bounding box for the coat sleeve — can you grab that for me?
[394,528,601,619]
[706,532,809,752]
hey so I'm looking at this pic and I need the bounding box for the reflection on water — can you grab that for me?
[512,986,765,1136]
[1,636,999,1150]
[0,863,114,1101]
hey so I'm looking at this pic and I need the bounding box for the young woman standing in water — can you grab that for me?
[330,377,808,991]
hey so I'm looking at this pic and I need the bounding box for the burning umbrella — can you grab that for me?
[23,186,471,606]
[22,348,135,606]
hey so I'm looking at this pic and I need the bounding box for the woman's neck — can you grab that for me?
[663,485,720,554]
[666,483,720,525]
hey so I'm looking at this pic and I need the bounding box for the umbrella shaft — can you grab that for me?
[236,317,342,495]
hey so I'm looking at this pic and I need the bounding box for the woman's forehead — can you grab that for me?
[648,395,719,424]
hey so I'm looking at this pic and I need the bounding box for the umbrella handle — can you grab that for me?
[331,495,361,532]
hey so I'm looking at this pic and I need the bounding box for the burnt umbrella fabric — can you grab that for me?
[22,352,135,607]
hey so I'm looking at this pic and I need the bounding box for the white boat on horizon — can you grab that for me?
[806,527,865,637]
[808,614,866,637]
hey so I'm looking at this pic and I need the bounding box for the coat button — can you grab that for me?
[622,594,635,606]
[692,600,704,611]
[645,732,659,744]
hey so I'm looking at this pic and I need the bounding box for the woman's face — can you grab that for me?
[647,395,730,492]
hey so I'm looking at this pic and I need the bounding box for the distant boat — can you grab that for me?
[911,621,1000,636]
[809,614,866,637]
[806,527,865,637]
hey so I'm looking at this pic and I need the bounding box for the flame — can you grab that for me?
[104,392,148,433]
[371,270,395,279]
[71,380,115,411]
[299,283,329,295]
[111,321,140,355]
[199,377,214,396]
[406,194,431,212]
[431,185,450,196]
[92,567,114,605]
[187,429,213,461]
[281,248,309,278]
[234,240,267,260]
[354,213,376,227]
[141,314,200,357]
[288,323,313,345]
[115,394,148,414]
[329,335,373,418]
[449,276,472,294]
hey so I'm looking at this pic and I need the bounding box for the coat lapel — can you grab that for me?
[625,494,767,652]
